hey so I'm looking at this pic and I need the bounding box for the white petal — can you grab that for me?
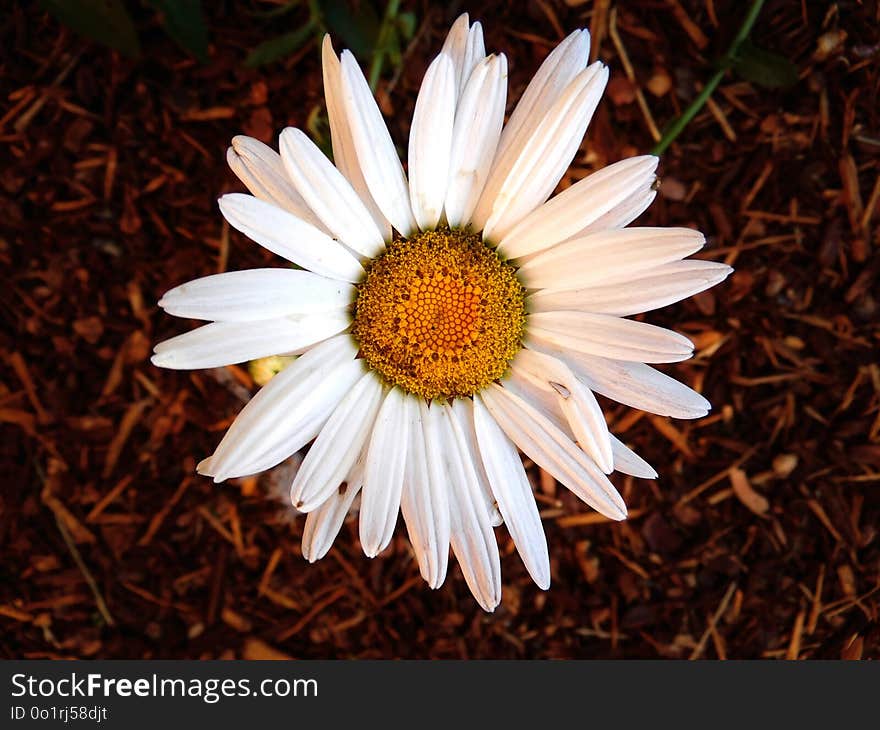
[496,156,658,259]
[158,269,354,322]
[472,395,550,589]
[279,127,385,258]
[513,348,613,473]
[440,403,501,612]
[527,311,694,364]
[493,30,590,162]
[290,370,385,511]
[479,63,609,241]
[400,398,450,588]
[518,226,705,290]
[441,16,469,58]
[610,434,658,479]
[553,384,613,470]
[151,312,351,370]
[218,194,364,282]
[503,366,570,435]
[445,54,507,228]
[339,51,417,236]
[359,388,410,557]
[226,136,325,230]
[527,260,734,317]
[480,383,626,521]
[470,29,590,229]
[452,399,503,526]
[202,336,361,481]
[408,53,456,231]
[578,181,656,235]
[551,349,712,419]
[321,36,391,239]
[301,463,364,562]
[460,21,486,92]
[220,361,364,480]
[440,14,469,97]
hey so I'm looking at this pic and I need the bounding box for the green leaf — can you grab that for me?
[315,0,380,59]
[396,11,416,40]
[40,0,140,57]
[244,22,316,67]
[385,27,402,67]
[148,0,209,62]
[250,0,302,19]
[731,41,799,89]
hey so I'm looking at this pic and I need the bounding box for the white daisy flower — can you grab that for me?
[153,14,732,612]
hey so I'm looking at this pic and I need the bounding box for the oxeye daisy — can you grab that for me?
[153,14,732,611]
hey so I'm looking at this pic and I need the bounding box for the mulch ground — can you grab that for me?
[1,0,878,659]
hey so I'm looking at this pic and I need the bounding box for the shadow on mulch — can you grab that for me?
[1,1,878,659]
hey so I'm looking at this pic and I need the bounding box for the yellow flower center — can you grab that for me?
[352,228,525,399]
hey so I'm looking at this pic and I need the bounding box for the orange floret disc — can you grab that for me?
[352,228,525,399]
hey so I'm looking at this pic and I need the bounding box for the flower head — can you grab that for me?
[153,14,732,611]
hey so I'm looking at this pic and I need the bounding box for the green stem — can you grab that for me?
[368,0,401,91]
[650,0,766,155]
